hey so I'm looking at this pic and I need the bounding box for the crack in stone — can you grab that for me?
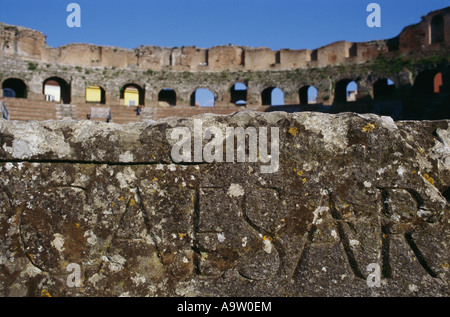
[17,201,50,274]
[0,158,174,166]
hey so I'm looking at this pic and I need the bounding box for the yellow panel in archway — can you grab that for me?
[124,87,139,106]
[86,86,102,102]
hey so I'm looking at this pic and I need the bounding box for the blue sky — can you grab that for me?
[0,0,448,50]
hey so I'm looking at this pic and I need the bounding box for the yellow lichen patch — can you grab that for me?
[75,223,80,229]
[362,123,376,133]
[411,171,417,174]
[288,127,299,136]
[129,198,136,206]
[424,174,435,185]
[304,193,309,197]
[152,177,158,182]
[263,235,273,242]
[111,202,115,207]
[442,263,449,270]
[178,233,187,239]
[302,178,307,184]
[28,254,34,261]
[41,289,52,297]
[417,147,426,156]
[119,196,125,201]
[343,211,353,218]
[200,252,208,262]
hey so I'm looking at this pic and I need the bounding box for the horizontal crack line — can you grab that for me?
[0,158,208,167]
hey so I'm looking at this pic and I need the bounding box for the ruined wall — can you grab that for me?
[1,7,449,72]
[0,24,47,59]
[1,50,448,121]
[0,7,449,122]
[0,111,449,297]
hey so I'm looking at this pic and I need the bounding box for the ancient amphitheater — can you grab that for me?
[0,7,449,123]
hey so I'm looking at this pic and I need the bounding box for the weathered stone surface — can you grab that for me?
[0,110,449,297]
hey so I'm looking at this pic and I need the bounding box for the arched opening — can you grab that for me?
[299,85,318,105]
[414,70,443,94]
[230,83,247,106]
[86,85,106,104]
[434,72,443,93]
[373,78,395,99]
[120,83,144,106]
[349,43,358,58]
[261,87,284,106]
[158,88,177,106]
[191,88,215,107]
[2,78,27,98]
[43,77,71,103]
[430,15,444,44]
[346,81,358,101]
[335,79,357,103]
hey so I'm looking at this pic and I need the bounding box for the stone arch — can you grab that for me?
[430,15,445,44]
[373,78,395,99]
[2,78,27,98]
[299,85,318,105]
[86,85,106,104]
[335,79,357,103]
[191,88,215,107]
[43,77,71,104]
[413,69,443,94]
[261,87,284,106]
[230,82,247,106]
[158,88,177,106]
[119,83,145,106]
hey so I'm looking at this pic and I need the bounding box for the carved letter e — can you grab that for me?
[67,3,81,28]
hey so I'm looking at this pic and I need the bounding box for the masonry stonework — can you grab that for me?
[0,7,449,122]
[0,111,449,297]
